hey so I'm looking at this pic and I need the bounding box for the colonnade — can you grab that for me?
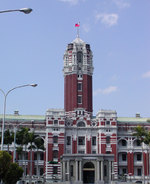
[61,158,113,184]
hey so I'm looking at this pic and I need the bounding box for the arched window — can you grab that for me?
[122,139,127,146]
[77,121,85,127]
[77,51,83,63]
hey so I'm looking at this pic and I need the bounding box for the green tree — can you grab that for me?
[16,127,30,175]
[28,131,38,184]
[3,162,23,184]
[34,137,45,177]
[4,129,14,152]
[0,151,11,181]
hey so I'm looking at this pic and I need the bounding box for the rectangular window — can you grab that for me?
[77,95,82,104]
[92,137,96,146]
[53,136,58,144]
[53,166,58,174]
[106,121,110,125]
[54,120,58,125]
[122,154,127,161]
[78,137,85,145]
[137,168,142,176]
[122,168,127,174]
[92,150,96,154]
[77,83,82,91]
[106,136,110,144]
[40,168,44,176]
[78,150,85,154]
[137,154,142,161]
[67,136,71,145]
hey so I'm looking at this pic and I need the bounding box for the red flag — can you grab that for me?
[75,23,80,27]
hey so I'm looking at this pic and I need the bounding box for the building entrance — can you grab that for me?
[83,162,95,184]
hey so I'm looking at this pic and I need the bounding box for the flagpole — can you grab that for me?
[75,22,80,38]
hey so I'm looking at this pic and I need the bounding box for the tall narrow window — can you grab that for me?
[67,136,71,145]
[106,136,110,144]
[77,51,83,63]
[77,83,82,91]
[78,137,85,145]
[92,137,96,146]
[53,136,58,144]
[78,96,82,104]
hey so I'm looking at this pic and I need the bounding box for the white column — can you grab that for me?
[63,161,66,181]
[75,160,78,181]
[61,162,63,181]
[101,161,104,181]
[79,160,82,181]
[97,160,100,181]
[67,161,70,181]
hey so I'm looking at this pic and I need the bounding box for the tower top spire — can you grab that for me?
[75,22,80,38]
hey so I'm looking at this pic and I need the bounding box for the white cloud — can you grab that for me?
[58,0,86,5]
[95,13,118,27]
[94,86,118,96]
[59,0,78,5]
[142,71,150,78]
[113,0,130,9]
[82,24,90,33]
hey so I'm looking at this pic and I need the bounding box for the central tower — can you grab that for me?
[63,37,94,116]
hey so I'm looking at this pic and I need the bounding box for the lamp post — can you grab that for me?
[0,8,32,14]
[0,83,38,151]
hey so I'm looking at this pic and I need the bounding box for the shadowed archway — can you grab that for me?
[83,162,95,184]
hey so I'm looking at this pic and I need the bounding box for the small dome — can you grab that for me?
[72,37,85,44]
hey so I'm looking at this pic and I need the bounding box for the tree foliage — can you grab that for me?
[133,125,150,146]
[3,162,23,184]
[0,151,23,184]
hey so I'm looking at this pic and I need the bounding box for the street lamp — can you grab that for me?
[0,83,38,151]
[0,8,32,14]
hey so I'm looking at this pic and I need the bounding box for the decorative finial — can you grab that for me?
[75,22,80,38]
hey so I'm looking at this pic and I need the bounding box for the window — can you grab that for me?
[53,136,58,144]
[77,51,83,63]
[78,150,85,154]
[77,96,82,104]
[122,154,127,161]
[122,140,127,146]
[106,136,110,144]
[77,83,82,91]
[77,121,85,127]
[92,137,96,146]
[136,140,141,146]
[40,168,44,176]
[70,165,73,177]
[137,168,142,176]
[106,121,110,125]
[78,137,85,145]
[54,120,58,125]
[122,168,127,174]
[92,150,96,154]
[137,154,142,161]
[67,136,71,145]
[53,166,58,174]
[40,152,44,160]
[53,150,58,159]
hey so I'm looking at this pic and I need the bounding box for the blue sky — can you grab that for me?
[0,0,150,117]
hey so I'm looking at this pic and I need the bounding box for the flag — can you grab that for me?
[75,23,80,27]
